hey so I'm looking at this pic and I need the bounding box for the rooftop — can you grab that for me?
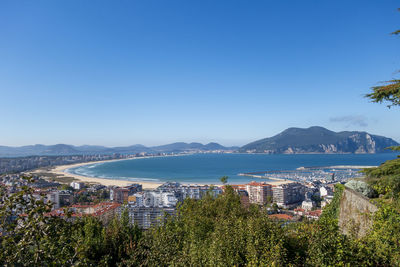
[269,214,294,220]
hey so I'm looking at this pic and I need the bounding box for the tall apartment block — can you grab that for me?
[245,181,273,205]
[272,182,305,207]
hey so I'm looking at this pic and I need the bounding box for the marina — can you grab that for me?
[62,153,396,186]
[238,165,374,184]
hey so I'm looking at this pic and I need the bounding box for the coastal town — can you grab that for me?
[2,1,400,264]
[0,153,166,174]
[0,156,340,229]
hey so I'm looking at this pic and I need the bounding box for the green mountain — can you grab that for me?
[0,142,237,157]
[240,126,399,154]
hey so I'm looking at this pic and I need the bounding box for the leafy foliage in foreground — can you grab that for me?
[0,179,142,266]
[361,156,400,266]
[366,79,400,108]
[364,157,400,200]
[365,19,400,111]
[2,181,400,266]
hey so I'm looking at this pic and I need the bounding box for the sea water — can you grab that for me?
[66,153,399,185]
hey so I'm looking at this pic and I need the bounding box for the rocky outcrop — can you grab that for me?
[240,126,398,154]
[338,187,378,238]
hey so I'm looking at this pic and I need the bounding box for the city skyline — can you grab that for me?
[1,1,400,146]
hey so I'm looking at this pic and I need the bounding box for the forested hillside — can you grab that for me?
[240,126,398,154]
[1,178,400,266]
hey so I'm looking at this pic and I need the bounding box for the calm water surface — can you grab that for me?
[66,153,399,184]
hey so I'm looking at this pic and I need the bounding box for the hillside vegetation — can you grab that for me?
[1,180,400,266]
[240,126,398,154]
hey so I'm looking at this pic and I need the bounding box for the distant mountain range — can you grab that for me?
[0,142,238,157]
[1,126,398,157]
[239,126,399,154]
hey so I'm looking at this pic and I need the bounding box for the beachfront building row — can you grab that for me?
[122,184,223,229]
[157,182,223,201]
[106,183,223,228]
[129,191,178,208]
[232,181,307,208]
[272,183,306,208]
[245,181,273,205]
[46,200,173,229]
[110,184,143,203]
[126,206,176,229]
[109,183,221,205]
[125,183,222,206]
[47,202,122,224]
[107,181,316,227]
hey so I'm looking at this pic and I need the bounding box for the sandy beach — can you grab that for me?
[32,156,291,189]
[34,158,163,189]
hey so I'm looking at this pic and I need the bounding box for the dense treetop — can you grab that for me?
[2,179,400,266]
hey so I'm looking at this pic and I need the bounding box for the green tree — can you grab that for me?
[361,11,400,265]
[272,202,279,213]
[220,175,228,185]
[366,77,400,108]
[60,184,74,191]
[0,177,78,265]
[0,177,144,266]
[366,14,400,109]
[104,208,142,265]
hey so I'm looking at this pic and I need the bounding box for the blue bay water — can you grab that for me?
[66,153,399,185]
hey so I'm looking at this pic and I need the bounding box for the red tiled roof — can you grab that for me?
[229,185,245,189]
[46,208,83,217]
[71,204,92,208]
[92,203,121,216]
[246,181,272,187]
[307,210,322,217]
[115,188,129,192]
[269,214,293,220]
[76,189,85,195]
[92,202,120,209]
[46,202,121,218]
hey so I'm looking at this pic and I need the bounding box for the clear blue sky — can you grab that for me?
[1,0,399,147]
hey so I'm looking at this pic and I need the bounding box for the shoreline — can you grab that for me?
[31,157,165,189]
[30,154,306,189]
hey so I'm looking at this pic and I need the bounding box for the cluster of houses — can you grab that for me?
[1,173,337,229]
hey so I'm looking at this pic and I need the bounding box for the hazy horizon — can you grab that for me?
[1,125,399,148]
